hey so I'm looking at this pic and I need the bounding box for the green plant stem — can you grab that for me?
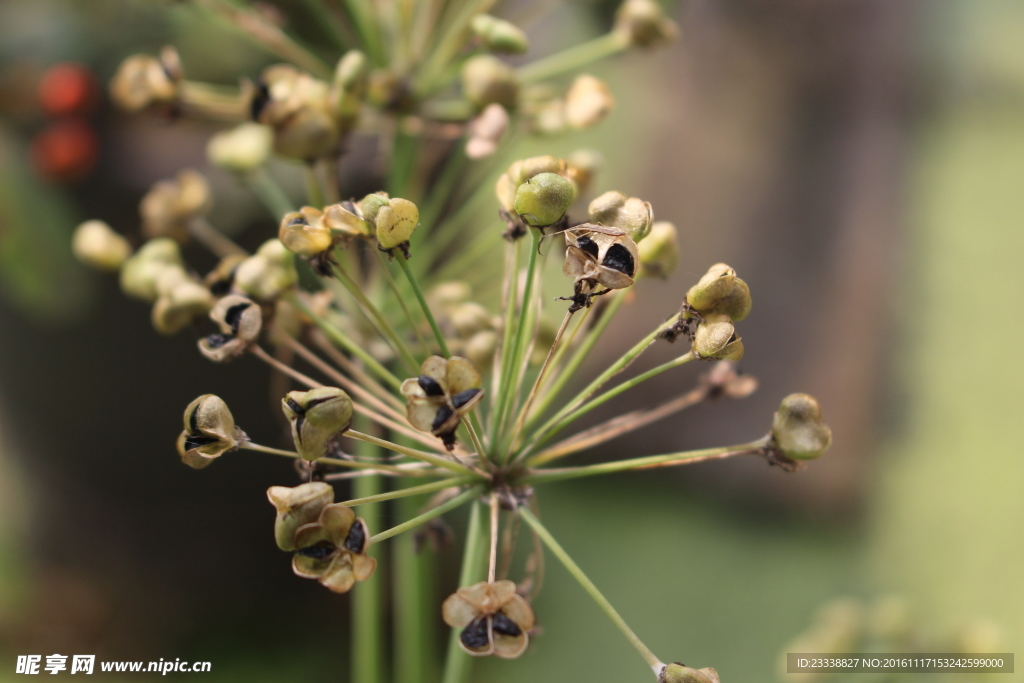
[396,253,451,357]
[517,31,630,84]
[532,351,695,449]
[301,0,354,49]
[340,476,471,506]
[394,482,435,683]
[237,441,436,476]
[304,164,325,207]
[347,430,478,476]
[352,457,385,683]
[494,228,542,454]
[415,0,498,94]
[287,293,404,391]
[522,439,770,485]
[441,501,488,683]
[344,0,386,65]
[371,486,483,543]
[517,507,664,674]
[332,262,420,372]
[490,240,521,433]
[522,313,675,458]
[506,310,573,451]
[186,217,247,259]
[373,249,431,355]
[244,169,296,219]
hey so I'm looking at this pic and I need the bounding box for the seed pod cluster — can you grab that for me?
[267,484,376,593]
[234,239,298,301]
[401,356,485,451]
[678,263,752,361]
[442,580,536,659]
[119,238,215,335]
[198,295,262,362]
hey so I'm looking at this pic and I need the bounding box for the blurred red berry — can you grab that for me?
[38,62,97,116]
[30,119,98,181]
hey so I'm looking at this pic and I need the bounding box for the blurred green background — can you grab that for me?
[0,0,1021,681]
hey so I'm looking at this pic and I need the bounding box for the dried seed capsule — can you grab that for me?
[564,74,615,129]
[109,46,181,112]
[659,663,720,683]
[514,172,575,228]
[207,123,272,173]
[197,294,262,361]
[152,279,214,335]
[685,263,752,322]
[249,65,341,161]
[442,580,535,659]
[176,394,241,469]
[562,224,639,310]
[140,169,213,243]
[470,14,529,54]
[291,503,376,593]
[771,393,832,461]
[279,207,335,258]
[119,238,184,302]
[401,356,484,450]
[72,220,132,272]
[267,482,335,551]
[234,239,298,301]
[322,201,371,239]
[692,314,744,360]
[614,0,679,47]
[638,220,679,277]
[462,55,520,109]
[204,254,247,297]
[281,387,354,461]
[588,190,653,243]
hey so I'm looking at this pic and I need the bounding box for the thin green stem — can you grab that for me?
[462,419,488,463]
[301,0,353,50]
[371,486,483,543]
[304,164,325,207]
[521,439,770,485]
[517,507,664,673]
[352,440,385,683]
[441,501,488,683]
[344,0,386,65]
[237,441,436,476]
[394,481,435,683]
[287,293,404,391]
[507,310,573,451]
[347,429,478,477]
[490,240,521,429]
[187,217,247,259]
[517,31,630,84]
[373,248,432,355]
[332,262,420,372]
[532,352,695,449]
[244,169,296,220]
[396,253,451,357]
[340,476,471,506]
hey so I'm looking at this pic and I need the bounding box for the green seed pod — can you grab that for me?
[638,221,679,277]
[375,198,420,250]
[462,55,520,109]
[176,394,240,469]
[72,220,132,272]
[358,192,391,224]
[588,190,653,243]
[207,123,272,173]
[267,482,335,551]
[495,155,568,211]
[140,169,213,243]
[514,172,575,227]
[109,47,181,112]
[692,315,744,360]
[685,263,752,322]
[470,14,529,54]
[659,663,719,683]
[614,0,679,47]
[279,207,335,258]
[564,74,615,129]
[234,239,298,301]
[152,279,214,335]
[282,387,354,461]
[771,393,832,460]
[119,238,183,302]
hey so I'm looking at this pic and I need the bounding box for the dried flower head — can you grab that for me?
[442,580,535,658]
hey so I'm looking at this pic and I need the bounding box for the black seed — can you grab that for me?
[209,277,232,297]
[296,541,335,559]
[285,398,306,415]
[451,388,481,410]
[460,617,490,650]
[576,235,599,258]
[440,430,457,452]
[188,404,201,434]
[602,243,635,276]
[184,434,219,451]
[286,214,307,227]
[491,612,522,637]
[305,396,334,409]
[344,520,367,554]
[249,81,270,121]
[223,303,250,335]
[204,333,235,349]
[432,405,455,432]
[418,375,445,397]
